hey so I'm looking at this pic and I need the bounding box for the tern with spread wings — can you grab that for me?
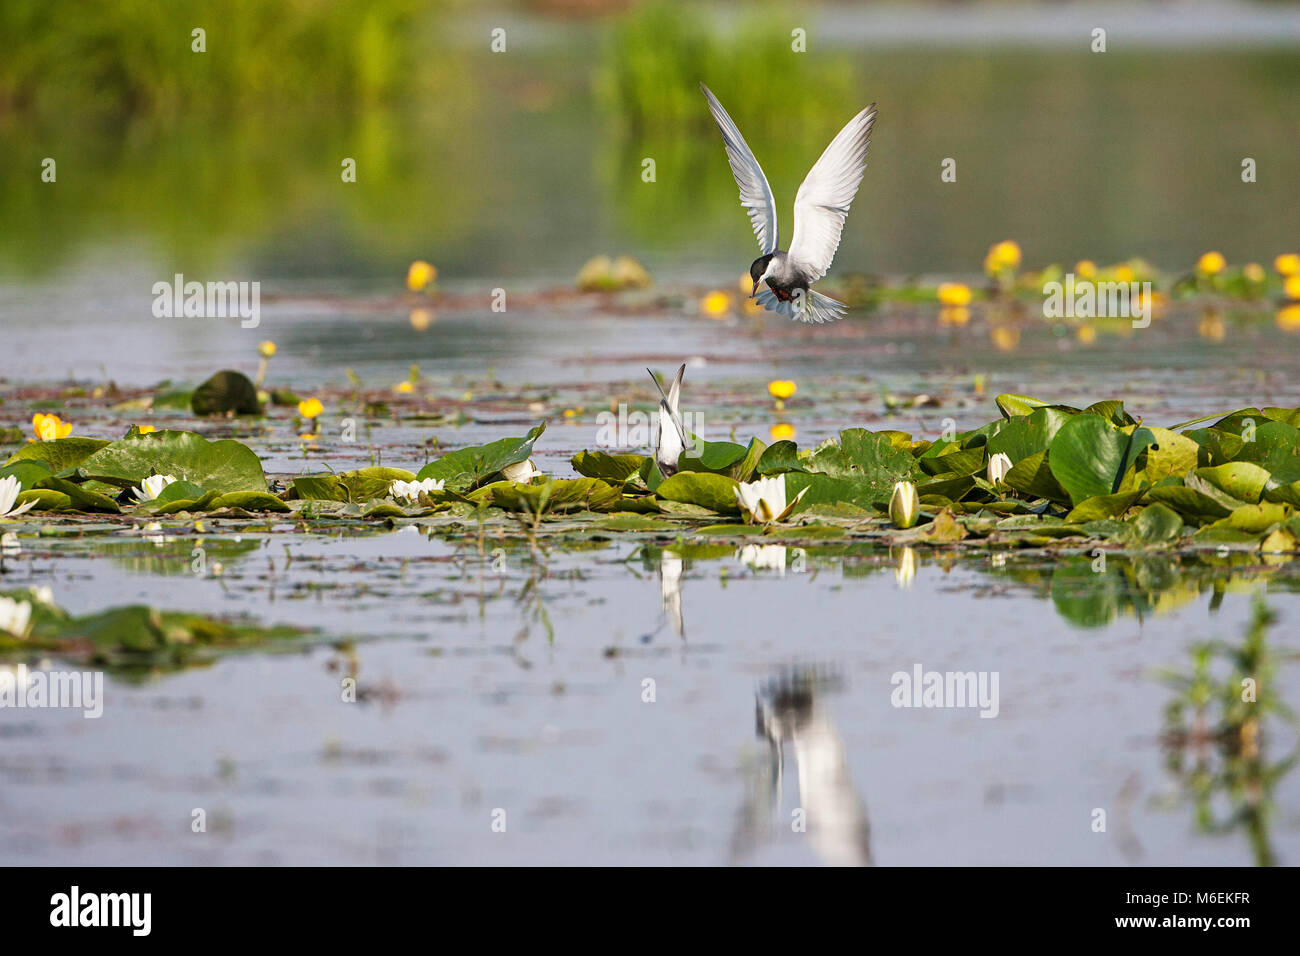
[700,82,877,324]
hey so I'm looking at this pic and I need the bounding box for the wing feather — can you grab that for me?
[787,104,877,282]
[701,83,780,256]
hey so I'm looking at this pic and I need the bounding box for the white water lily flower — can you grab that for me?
[0,596,32,638]
[889,480,919,529]
[987,452,1013,486]
[0,475,36,519]
[1,532,19,555]
[28,586,53,606]
[501,459,540,483]
[734,475,807,524]
[132,474,177,502]
[389,478,446,502]
[738,544,788,574]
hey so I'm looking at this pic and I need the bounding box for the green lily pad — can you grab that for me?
[756,440,805,475]
[679,436,765,482]
[79,430,268,494]
[211,491,292,513]
[995,393,1050,418]
[1194,462,1270,504]
[1004,450,1069,502]
[1146,485,1234,523]
[416,424,545,491]
[337,467,418,502]
[1048,415,1156,505]
[1200,502,1291,535]
[191,370,261,416]
[986,406,1073,465]
[571,451,649,482]
[656,472,740,514]
[6,437,112,474]
[1065,489,1146,522]
[1140,427,1201,484]
[1125,503,1184,544]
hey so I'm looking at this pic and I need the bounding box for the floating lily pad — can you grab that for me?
[416,424,545,491]
[79,430,268,494]
[191,370,261,416]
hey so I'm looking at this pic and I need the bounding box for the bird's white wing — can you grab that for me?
[787,104,877,282]
[701,83,779,256]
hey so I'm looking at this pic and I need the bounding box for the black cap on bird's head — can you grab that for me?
[748,254,774,297]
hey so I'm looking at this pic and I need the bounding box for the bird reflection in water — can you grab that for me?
[730,667,872,866]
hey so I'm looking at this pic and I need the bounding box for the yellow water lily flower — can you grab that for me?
[984,240,1022,276]
[406,260,437,291]
[298,397,323,420]
[990,325,1020,352]
[768,380,797,400]
[1113,264,1136,284]
[394,381,415,394]
[1243,263,1266,283]
[1285,275,1300,301]
[409,308,434,331]
[770,423,795,441]
[1277,305,1300,331]
[1274,253,1300,277]
[258,340,276,358]
[701,290,732,318]
[739,273,756,295]
[136,425,156,434]
[1075,260,1098,279]
[937,282,972,306]
[32,413,72,441]
[1197,251,1226,275]
[1076,325,1097,345]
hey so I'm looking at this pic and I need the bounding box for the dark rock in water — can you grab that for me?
[191,370,261,416]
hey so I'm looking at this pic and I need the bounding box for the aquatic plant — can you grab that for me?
[1158,599,1298,866]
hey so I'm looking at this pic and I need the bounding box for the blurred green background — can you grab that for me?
[2,0,1298,286]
